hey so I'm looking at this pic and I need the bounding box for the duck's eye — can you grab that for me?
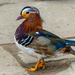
[26,11,30,14]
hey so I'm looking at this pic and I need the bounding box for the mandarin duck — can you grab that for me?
[14,6,75,72]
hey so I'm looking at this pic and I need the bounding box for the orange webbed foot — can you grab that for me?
[25,59,45,72]
[25,67,37,72]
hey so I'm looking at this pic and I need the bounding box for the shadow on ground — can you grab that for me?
[1,44,71,75]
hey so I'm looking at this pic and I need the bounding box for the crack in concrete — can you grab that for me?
[0,32,11,36]
[0,3,15,7]
[0,43,15,46]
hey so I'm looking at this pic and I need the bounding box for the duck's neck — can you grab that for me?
[23,13,42,33]
[15,14,42,39]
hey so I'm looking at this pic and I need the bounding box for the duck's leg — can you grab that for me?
[38,59,45,69]
[41,59,45,69]
[32,59,45,69]
[25,60,40,72]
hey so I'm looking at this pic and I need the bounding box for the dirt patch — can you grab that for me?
[1,44,71,75]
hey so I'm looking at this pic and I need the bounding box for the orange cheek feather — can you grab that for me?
[22,12,29,19]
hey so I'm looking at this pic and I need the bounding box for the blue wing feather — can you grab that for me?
[55,42,66,50]
[34,30,66,50]
[35,31,60,38]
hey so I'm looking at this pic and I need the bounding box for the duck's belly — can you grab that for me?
[14,36,67,60]
[14,36,47,60]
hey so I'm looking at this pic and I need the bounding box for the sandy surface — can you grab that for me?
[0,0,75,75]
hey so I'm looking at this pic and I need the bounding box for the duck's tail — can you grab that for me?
[64,47,75,55]
[70,49,75,55]
[65,40,75,55]
[68,47,75,55]
[65,40,75,46]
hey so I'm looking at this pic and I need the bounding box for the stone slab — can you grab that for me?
[0,66,29,75]
[0,46,20,66]
[0,0,34,4]
[0,1,75,44]
[0,1,75,75]
[2,44,75,75]
[57,61,75,75]
[0,46,29,75]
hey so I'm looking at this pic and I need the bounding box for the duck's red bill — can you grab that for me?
[16,15,24,20]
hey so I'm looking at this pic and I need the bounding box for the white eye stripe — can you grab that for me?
[22,8,31,12]
[22,8,38,14]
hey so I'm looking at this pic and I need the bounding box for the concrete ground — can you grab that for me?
[0,0,75,75]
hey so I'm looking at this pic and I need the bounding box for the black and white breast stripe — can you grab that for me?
[18,35,34,46]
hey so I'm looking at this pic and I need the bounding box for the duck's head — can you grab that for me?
[16,6,40,20]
